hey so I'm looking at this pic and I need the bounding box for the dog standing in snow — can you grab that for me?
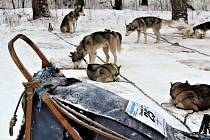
[69,29,122,68]
[125,16,176,43]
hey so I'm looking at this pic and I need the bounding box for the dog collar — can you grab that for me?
[112,64,119,75]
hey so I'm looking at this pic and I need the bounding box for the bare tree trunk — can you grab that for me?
[75,0,84,7]
[11,0,16,9]
[113,0,122,10]
[32,0,50,19]
[22,0,25,8]
[141,0,148,6]
[171,0,188,23]
[18,0,20,8]
[159,0,163,11]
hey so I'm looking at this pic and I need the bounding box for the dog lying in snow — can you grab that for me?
[176,25,204,39]
[170,20,204,39]
[87,63,121,83]
[193,21,210,38]
[170,81,210,111]
[176,25,194,38]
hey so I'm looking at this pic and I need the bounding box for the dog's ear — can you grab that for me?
[185,80,188,84]
[69,52,74,58]
[170,82,173,86]
[118,65,121,69]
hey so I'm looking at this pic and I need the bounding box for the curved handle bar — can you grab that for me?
[8,34,52,81]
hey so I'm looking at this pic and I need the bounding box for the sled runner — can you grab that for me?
[8,34,210,140]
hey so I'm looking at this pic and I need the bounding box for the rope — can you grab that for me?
[51,31,77,47]
[146,32,210,58]
[9,91,24,136]
[49,31,88,64]
[49,30,193,132]
[162,107,192,132]
[184,111,195,124]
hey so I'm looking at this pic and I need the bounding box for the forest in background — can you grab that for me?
[0,0,210,11]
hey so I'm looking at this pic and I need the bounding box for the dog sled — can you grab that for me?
[8,34,210,140]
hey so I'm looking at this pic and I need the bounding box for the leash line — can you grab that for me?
[184,111,195,124]
[51,31,77,47]
[49,31,88,64]
[147,32,210,58]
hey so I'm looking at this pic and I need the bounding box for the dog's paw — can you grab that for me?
[113,77,120,82]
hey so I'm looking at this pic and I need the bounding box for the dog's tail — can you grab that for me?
[112,31,122,53]
[161,19,177,26]
[116,33,122,53]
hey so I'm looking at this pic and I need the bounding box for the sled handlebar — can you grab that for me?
[8,34,52,81]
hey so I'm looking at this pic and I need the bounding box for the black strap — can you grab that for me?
[9,92,24,136]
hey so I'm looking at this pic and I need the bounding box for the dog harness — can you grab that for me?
[111,64,119,76]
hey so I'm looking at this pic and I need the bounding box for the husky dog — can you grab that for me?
[172,25,203,39]
[87,63,121,82]
[193,21,210,38]
[60,6,85,33]
[170,81,210,111]
[173,25,204,39]
[125,16,176,43]
[69,30,122,68]
[176,25,194,38]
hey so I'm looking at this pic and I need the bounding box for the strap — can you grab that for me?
[9,92,24,136]
[111,64,119,75]
[25,87,33,140]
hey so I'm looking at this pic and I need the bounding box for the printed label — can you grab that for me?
[126,100,167,137]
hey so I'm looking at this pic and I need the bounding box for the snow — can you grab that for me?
[1,8,210,139]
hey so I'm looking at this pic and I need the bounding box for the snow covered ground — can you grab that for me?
[1,8,210,139]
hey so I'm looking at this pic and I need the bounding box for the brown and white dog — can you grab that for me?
[170,81,210,111]
[125,16,176,43]
[70,29,122,68]
[87,63,121,82]
[60,6,85,33]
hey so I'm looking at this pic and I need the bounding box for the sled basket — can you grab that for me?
[8,34,210,140]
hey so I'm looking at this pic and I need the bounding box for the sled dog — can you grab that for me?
[60,6,85,33]
[70,30,122,68]
[125,16,176,43]
[87,63,121,82]
[193,21,210,38]
[173,25,203,39]
[170,81,210,111]
[176,25,194,38]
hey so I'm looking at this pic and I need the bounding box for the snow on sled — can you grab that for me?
[8,34,210,140]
